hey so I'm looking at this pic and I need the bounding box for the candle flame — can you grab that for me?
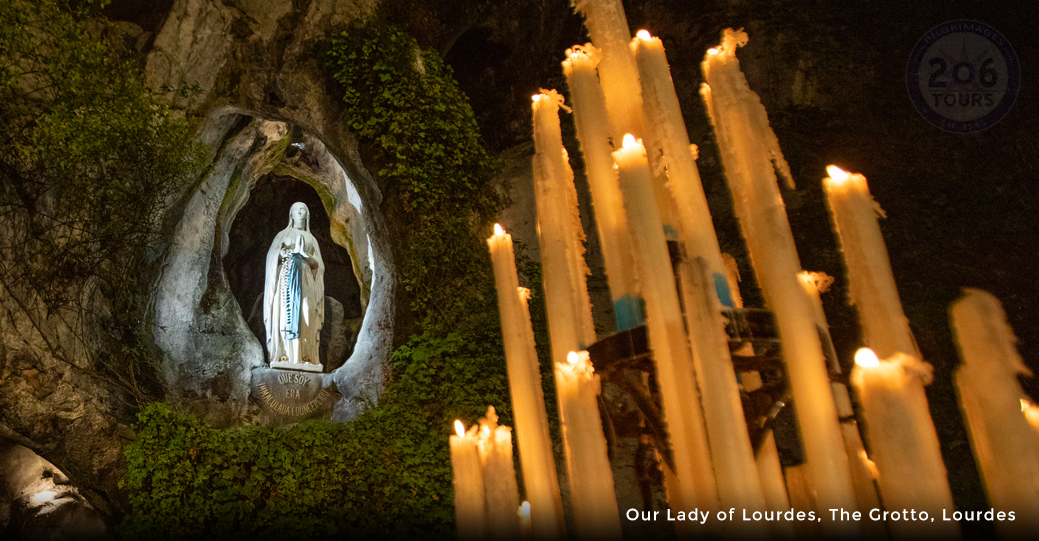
[454,420,465,438]
[519,501,531,517]
[859,450,880,480]
[707,48,719,55]
[622,133,638,149]
[493,223,504,236]
[826,165,850,182]
[855,348,880,368]
[567,351,580,365]
[532,94,541,102]
[636,30,652,41]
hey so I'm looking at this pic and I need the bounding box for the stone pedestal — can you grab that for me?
[250,368,339,423]
[269,360,324,373]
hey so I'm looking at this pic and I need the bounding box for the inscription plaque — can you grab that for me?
[250,367,339,422]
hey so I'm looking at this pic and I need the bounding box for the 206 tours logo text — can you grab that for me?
[906,20,1019,133]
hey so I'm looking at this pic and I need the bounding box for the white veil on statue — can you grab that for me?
[263,202,325,368]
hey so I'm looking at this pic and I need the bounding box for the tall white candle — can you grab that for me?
[555,351,622,539]
[487,225,565,539]
[531,90,597,361]
[701,28,856,524]
[562,45,643,331]
[612,134,718,516]
[952,289,1039,538]
[676,258,767,526]
[477,407,522,539]
[824,167,954,520]
[451,420,487,540]
[571,0,680,237]
[631,30,726,276]
[851,349,959,539]
[823,166,917,359]
[798,272,882,517]
[633,29,765,517]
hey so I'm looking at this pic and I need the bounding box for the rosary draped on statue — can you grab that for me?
[264,202,325,369]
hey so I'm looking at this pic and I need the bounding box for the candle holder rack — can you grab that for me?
[586,306,805,504]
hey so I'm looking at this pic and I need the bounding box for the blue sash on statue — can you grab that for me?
[282,252,304,339]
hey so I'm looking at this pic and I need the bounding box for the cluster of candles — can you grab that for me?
[449,0,1039,539]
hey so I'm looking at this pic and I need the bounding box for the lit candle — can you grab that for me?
[451,420,486,540]
[612,134,718,517]
[798,272,882,517]
[951,289,1039,538]
[633,29,765,518]
[701,28,856,526]
[562,45,643,331]
[518,501,532,539]
[823,165,917,359]
[824,166,954,521]
[487,225,565,539]
[476,406,522,539]
[1023,400,1039,434]
[571,0,680,237]
[631,30,726,275]
[531,90,597,362]
[851,349,959,539]
[555,351,622,539]
[571,0,641,136]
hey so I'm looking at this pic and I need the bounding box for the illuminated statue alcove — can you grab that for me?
[224,174,363,372]
[151,110,393,426]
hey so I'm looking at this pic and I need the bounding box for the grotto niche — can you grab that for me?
[150,112,392,427]
[224,175,364,373]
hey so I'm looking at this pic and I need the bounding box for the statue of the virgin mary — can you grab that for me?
[264,202,325,371]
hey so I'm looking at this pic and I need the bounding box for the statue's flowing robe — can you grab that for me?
[263,216,324,365]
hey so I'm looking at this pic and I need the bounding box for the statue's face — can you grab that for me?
[291,205,308,229]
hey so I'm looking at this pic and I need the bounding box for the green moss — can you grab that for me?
[118,403,453,540]
[120,19,557,540]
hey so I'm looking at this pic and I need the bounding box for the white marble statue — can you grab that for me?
[264,202,324,370]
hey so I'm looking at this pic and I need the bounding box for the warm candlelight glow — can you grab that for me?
[859,450,880,480]
[621,133,638,148]
[554,346,621,536]
[455,420,465,438]
[826,165,850,182]
[493,223,504,236]
[636,29,651,41]
[1021,399,1039,431]
[707,48,718,55]
[532,94,541,102]
[855,348,881,368]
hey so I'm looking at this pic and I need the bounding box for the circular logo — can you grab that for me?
[906,20,1019,133]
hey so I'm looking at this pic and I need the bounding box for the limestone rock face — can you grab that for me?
[151,110,393,426]
[151,117,285,425]
[143,0,398,428]
[0,442,110,540]
[3,0,399,520]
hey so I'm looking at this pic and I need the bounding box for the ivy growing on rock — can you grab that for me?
[328,20,504,324]
[119,19,557,540]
